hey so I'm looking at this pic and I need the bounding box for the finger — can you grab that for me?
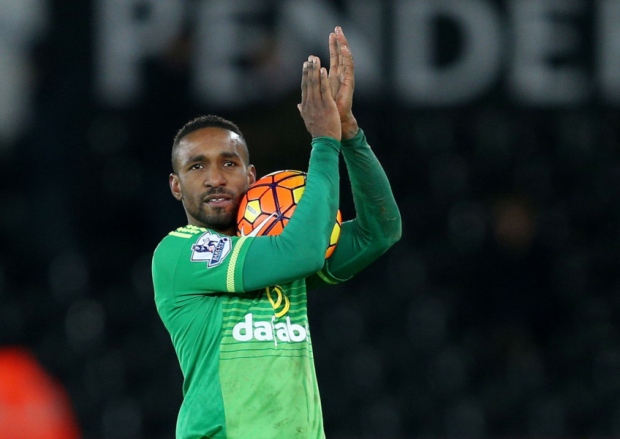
[308,55,320,101]
[328,32,340,97]
[336,34,355,93]
[336,25,348,45]
[336,27,351,63]
[329,32,339,76]
[320,66,333,101]
[333,28,351,87]
[300,60,309,106]
[341,44,354,79]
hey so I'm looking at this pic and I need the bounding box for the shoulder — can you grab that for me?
[165,224,210,240]
[156,225,223,248]
[154,225,246,269]
[153,225,208,257]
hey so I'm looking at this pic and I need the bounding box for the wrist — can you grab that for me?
[311,136,342,152]
[341,126,365,148]
[341,115,359,140]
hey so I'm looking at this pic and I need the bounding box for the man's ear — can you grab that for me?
[248,165,257,186]
[169,173,183,201]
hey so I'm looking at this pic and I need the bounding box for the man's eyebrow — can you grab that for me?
[220,151,242,160]
[185,154,207,164]
[185,151,241,164]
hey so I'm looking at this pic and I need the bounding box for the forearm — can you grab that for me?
[242,137,340,290]
[324,129,401,280]
[342,129,401,239]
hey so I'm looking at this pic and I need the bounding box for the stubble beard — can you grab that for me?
[189,199,238,234]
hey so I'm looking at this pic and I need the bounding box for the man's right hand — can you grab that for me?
[297,55,342,142]
[329,26,358,140]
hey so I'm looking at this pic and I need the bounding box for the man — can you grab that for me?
[152,27,401,438]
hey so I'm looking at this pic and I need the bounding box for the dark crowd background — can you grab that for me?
[1,0,620,438]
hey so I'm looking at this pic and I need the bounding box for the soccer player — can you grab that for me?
[152,27,401,438]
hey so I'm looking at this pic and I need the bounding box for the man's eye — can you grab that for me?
[223,161,236,167]
[190,164,204,170]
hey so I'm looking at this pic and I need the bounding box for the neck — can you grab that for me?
[187,219,235,236]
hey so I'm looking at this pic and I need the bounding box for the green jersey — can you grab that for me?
[152,131,402,439]
[153,228,323,438]
[153,137,341,439]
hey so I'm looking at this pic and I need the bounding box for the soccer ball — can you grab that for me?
[237,170,342,258]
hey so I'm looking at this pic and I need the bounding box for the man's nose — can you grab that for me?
[204,168,226,187]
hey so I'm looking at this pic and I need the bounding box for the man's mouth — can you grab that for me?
[203,194,233,205]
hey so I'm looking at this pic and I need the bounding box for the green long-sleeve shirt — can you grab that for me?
[152,130,401,439]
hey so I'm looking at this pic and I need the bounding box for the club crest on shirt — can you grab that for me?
[190,232,231,267]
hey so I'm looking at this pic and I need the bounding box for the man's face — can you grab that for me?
[170,127,256,235]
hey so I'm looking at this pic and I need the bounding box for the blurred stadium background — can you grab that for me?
[1,0,620,437]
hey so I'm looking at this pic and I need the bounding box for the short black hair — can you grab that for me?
[171,115,248,172]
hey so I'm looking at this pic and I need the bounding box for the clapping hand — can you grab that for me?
[328,26,359,140]
[298,55,342,142]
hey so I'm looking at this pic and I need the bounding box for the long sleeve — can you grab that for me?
[240,136,341,290]
[314,128,401,284]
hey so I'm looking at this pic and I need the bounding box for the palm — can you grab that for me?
[331,75,353,120]
[328,29,355,126]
